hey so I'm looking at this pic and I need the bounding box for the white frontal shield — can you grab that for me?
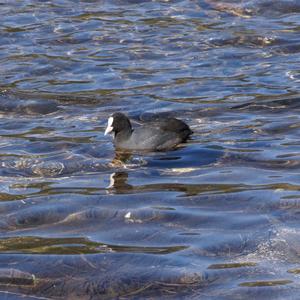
[104,117,114,135]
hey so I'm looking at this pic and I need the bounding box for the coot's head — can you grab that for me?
[104,112,132,136]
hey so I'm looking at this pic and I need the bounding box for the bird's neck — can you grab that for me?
[114,128,133,141]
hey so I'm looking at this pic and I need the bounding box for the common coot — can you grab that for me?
[104,112,192,151]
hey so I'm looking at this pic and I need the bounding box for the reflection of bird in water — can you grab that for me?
[109,151,132,168]
[104,112,192,151]
[107,171,132,194]
[109,151,148,169]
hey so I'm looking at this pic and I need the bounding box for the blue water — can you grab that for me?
[0,1,299,299]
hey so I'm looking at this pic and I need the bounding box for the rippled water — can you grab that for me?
[0,1,300,299]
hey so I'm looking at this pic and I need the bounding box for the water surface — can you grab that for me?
[0,0,300,299]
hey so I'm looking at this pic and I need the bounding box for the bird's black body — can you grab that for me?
[105,112,192,151]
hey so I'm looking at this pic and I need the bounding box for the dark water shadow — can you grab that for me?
[0,91,59,115]
[110,144,223,169]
